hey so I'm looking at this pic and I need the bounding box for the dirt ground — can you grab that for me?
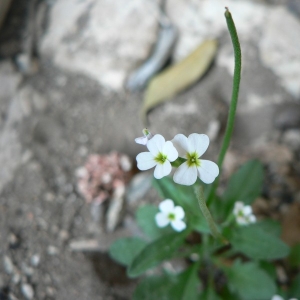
[1,0,300,299]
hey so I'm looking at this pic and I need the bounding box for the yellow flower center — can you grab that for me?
[186,152,201,167]
[154,152,167,164]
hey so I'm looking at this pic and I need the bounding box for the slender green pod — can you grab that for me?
[208,7,242,205]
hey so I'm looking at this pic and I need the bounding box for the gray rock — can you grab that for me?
[30,254,40,267]
[40,0,159,91]
[125,173,152,204]
[47,245,59,256]
[3,255,14,274]
[21,283,34,300]
[282,129,300,149]
[274,104,300,130]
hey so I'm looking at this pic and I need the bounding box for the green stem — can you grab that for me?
[208,7,242,205]
[194,186,228,244]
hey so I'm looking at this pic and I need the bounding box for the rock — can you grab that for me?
[41,0,159,91]
[30,254,40,267]
[259,6,300,98]
[282,129,300,149]
[0,0,12,30]
[3,255,14,274]
[21,283,34,300]
[274,103,300,130]
[106,184,125,232]
[125,173,152,204]
[47,245,59,256]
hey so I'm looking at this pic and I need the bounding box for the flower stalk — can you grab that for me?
[194,186,228,245]
[208,7,242,205]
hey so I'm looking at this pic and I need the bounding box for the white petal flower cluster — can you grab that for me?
[233,201,256,225]
[155,199,186,232]
[172,133,219,185]
[136,134,178,179]
[271,295,298,300]
[136,131,219,186]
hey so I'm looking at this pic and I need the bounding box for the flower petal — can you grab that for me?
[159,199,175,213]
[171,220,186,232]
[147,134,165,156]
[136,152,156,170]
[174,206,185,220]
[188,133,209,157]
[155,212,170,227]
[154,160,172,179]
[162,141,178,162]
[243,205,253,215]
[233,201,244,215]
[173,162,198,186]
[135,136,148,145]
[171,134,189,158]
[197,160,219,184]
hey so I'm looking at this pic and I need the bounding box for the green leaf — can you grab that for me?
[200,287,223,300]
[132,275,175,300]
[225,261,276,300]
[128,231,188,278]
[191,214,210,234]
[152,177,199,214]
[109,237,147,266]
[141,40,217,123]
[169,264,199,300]
[290,273,300,298]
[257,219,281,237]
[222,160,264,217]
[258,261,277,281]
[225,224,290,260]
[133,264,199,300]
[289,243,300,267]
[136,204,173,239]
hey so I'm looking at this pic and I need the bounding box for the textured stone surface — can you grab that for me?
[41,0,159,90]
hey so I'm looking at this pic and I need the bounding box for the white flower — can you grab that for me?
[136,134,178,179]
[135,128,154,145]
[233,201,256,225]
[271,296,298,300]
[171,133,219,185]
[155,199,186,232]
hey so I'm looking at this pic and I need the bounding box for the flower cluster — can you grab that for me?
[136,130,219,186]
[155,199,186,232]
[271,295,298,300]
[76,152,132,204]
[233,201,256,226]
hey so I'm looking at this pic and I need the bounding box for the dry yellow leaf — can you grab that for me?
[141,39,218,124]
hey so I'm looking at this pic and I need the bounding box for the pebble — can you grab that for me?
[8,233,19,248]
[30,254,40,267]
[3,255,14,274]
[21,283,34,300]
[12,272,21,284]
[282,129,300,150]
[47,245,59,256]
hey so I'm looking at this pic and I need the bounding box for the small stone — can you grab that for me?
[12,272,21,284]
[58,230,69,242]
[21,283,34,300]
[282,129,300,150]
[30,254,40,267]
[3,256,14,274]
[22,263,34,276]
[8,233,19,248]
[46,286,56,297]
[125,173,152,204]
[47,246,59,256]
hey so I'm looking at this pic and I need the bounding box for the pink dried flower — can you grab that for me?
[76,152,132,204]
